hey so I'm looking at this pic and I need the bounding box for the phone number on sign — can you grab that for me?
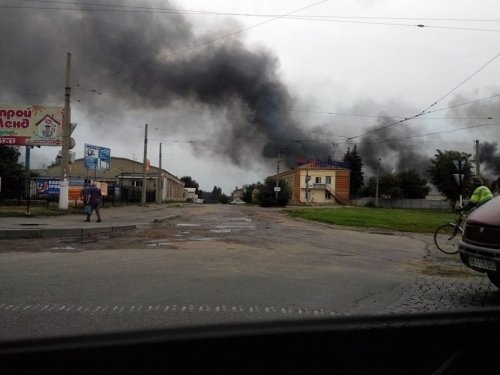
[0,138,16,145]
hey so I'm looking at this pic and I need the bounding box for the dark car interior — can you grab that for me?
[1,308,499,374]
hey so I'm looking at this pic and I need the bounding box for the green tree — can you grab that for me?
[0,146,23,200]
[360,169,430,199]
[397,169,431,199]
[257,177,291,207]
[242,183,259,204]
[343,145,364,196]
[211,186,222,203]
[360,173,401,198]
[200,186,226,203]
[428,150,473,204]
[219,193,229,204]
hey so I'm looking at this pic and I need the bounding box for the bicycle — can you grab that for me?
[433,211,465,254]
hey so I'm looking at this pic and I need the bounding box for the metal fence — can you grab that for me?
[350,197,452,210]
[0,179,157,208]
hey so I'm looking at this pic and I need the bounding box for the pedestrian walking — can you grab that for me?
[85,182,102,222]
[81,180,90,202]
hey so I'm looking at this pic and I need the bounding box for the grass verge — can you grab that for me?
[286,207,455,233]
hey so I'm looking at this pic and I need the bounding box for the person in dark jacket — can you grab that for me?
[85,182,102,222]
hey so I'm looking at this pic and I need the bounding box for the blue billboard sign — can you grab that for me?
[84,143,111,171]
[35,178,60,195]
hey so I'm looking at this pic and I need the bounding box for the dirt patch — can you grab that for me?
[405,260,477,277]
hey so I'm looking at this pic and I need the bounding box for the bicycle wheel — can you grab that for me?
[434,224,462,254]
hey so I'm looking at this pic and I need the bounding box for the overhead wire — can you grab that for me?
[4,1,500,33]
[5,0,500,148]
[346,50,500,141]
[71,0,329,85]
[11,1,500,22]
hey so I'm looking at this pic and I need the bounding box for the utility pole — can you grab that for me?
[141,124,148,205]
[59,52,71,209]
[375,158,381,208]
[156,142,162,204]
[305,158,311,203]
[275,148,281,200]
[159,142,162,171]
[475,139,480,176]
[458,159,463,207]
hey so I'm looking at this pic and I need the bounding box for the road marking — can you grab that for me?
[0,302,339,317]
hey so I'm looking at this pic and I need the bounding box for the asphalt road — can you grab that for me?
[0,204,498,340]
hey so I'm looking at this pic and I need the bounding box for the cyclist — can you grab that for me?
[457,176,493,213]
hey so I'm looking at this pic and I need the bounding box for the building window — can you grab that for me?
[315,177,322,184]
[325,191,332,199]
[326,176,332,184]
[132,180,142,187]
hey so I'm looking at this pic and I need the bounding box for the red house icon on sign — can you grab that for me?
[35,115,60,139]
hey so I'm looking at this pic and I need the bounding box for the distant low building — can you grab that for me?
[46,157,185,202]
[231,186,245,201]
[184,187,198,202]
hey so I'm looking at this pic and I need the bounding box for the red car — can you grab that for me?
[459,196,500,288]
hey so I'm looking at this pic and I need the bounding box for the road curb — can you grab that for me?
[0,225,137,240]
[153,215,180,223]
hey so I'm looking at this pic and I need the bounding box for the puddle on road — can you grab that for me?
[215,225,255,229]
[210,229,232,233]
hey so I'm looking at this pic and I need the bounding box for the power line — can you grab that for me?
[344,123,500,145]
[4,1,500,33]
[74,0,329,84]
[291,107,498,120]
[424,93,500,115]
[12,1,500,23]
[431,52,500,108]
[128,122,500,146]
[346,51,500,141]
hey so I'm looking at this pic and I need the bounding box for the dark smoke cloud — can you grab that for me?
[447,91,500,177]
[0,1,333,168]
[357,114,430,176]
[479,142,500,175]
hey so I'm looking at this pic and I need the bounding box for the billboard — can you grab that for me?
[35,178,61,195]
[36,177,89,202]
[84,144,111,171]
[0,105,64,146]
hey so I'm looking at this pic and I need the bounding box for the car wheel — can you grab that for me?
[487,273,500,289]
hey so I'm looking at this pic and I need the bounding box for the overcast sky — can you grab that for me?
[2,0,500,193]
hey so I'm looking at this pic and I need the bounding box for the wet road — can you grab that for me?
[0,204,498,340]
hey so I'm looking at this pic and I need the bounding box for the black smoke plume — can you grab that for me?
[0,1,332,169]
[479,142,500,175]
[447,92,500,177]
[357,115,430,176]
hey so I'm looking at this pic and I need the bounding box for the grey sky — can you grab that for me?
[1,0,500,192]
